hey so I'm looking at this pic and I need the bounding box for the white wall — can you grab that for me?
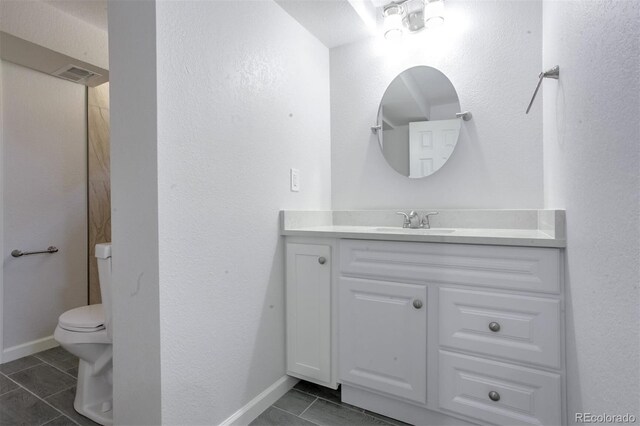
[155,2,330,423]
[542,0,640,421]
[107,1,161,424]
[0,0,108,70]
[1,60,87,357]
[331,0,543,209]
[107,0,331,423]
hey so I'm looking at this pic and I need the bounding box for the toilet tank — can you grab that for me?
[95,243,112,339]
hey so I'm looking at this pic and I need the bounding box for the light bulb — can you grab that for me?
[403,0,426,33]
[383,5,404,41]
[425,0,445,29]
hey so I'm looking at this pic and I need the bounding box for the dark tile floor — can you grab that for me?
[2,352,408,426]
[0,347,99,426]
[251,381,409,426]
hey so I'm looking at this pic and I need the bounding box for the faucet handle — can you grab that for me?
[421,211,439,229]
[396,211,410,228]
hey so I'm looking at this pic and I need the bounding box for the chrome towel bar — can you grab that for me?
[526,65,560,114]
[11,246,58,258]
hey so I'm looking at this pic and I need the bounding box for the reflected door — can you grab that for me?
[409,119,461,178]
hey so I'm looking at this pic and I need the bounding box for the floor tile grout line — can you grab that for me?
[270,400,314,419]
[309,393,366,415]
[0,360,46,376]
[292,387,369,414]
[3,376,77,424]
[40,414,64,426]
[297,396,319,419]
[269,405,319,426]
[34,351,79,378]
[0,386,20,397]
[299,395,396,426]
[36,357,79,380]
[44,383,77,401]
[8,361,77,384]
[2,373,82,426]
[292,388,341,406]
[291,388,318,398]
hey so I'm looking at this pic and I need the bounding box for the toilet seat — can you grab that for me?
[59,304,105,333]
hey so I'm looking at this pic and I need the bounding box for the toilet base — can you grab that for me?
[74,355,113,425]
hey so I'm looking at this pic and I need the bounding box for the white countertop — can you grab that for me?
[280,210,566,248]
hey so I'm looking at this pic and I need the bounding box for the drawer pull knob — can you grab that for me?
[318,257,327,265]
[488,391,501,402]
[412,299,423,309]
[488,322,501,332]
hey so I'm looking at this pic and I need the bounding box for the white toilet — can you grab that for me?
[54,243,113,425]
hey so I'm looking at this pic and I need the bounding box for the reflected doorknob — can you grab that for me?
[318,257,326,265]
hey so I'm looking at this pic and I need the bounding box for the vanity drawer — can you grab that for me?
[439,288,561,369]
[439,351,561,426]
[340,240,560,294]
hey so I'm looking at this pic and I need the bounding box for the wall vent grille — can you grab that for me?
[52,65,101,84]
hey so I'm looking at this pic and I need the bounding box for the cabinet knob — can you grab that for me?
[412,299,423,309]
[318,257,326,265]
[488,391,501,402]
[488,322,501,332]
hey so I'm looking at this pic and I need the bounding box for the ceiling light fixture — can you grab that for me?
[383,4,404,41]
[424,0,445,28]
[402,0,426,32]
[381,0,445,40]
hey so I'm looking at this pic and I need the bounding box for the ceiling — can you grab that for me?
[43,0,108,32]
[40,0,382,48]
[274,0,380,48]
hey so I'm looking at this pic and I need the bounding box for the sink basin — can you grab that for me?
[373,227,456,235]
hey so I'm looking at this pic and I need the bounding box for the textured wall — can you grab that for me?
[108,1,161,424]
[331,0,543,209]
[1,61,87,351]
[88,82,110,305]
[155,0,331,423]
[542,0,640,421]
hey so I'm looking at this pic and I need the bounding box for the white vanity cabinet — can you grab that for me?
[338,239,565,426]
[285,240,336,388]
[284,235,566,425]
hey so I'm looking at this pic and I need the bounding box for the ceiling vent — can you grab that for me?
[52,64,101,84]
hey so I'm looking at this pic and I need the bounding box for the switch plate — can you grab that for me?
[290,168,300,192]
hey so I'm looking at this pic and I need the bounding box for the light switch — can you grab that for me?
[290,168,300,192]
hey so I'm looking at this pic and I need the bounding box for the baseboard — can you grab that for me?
[219,375,299,426]
[2,335,58,363]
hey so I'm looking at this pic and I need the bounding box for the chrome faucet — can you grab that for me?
[421,212,439,229]
[396,211,411,228]
[396,211,439,229]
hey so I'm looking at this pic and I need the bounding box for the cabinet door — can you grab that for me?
[339,277,427,404]
[286,243,331,385]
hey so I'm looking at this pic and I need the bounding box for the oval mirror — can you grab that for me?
[376,66,462,178]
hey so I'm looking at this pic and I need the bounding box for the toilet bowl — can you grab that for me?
[54,243,113,425]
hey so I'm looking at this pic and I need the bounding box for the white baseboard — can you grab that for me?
[2,335,58,363]
[219,375,299,426]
